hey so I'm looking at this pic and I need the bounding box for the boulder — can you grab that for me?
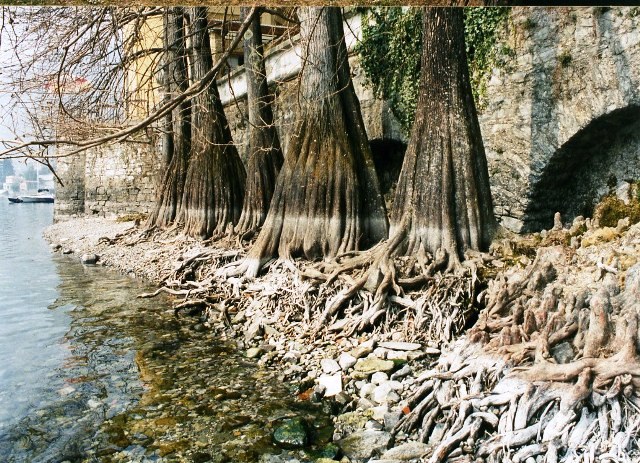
[337,430,392,460]
[380,442,430,460]
[80,253,98,264]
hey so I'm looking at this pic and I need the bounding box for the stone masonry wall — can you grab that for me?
[54,150,86,219]
[55,140,162,220]
[83,141,162,217]
[480,6,640,231]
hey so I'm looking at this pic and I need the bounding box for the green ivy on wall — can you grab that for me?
[356,7,509,134]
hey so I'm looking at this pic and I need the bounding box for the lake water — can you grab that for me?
[0,200,331,463]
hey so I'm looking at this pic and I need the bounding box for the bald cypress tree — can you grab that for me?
[235,7,284,236]
[232,7,388,277]
[388,7,495,265]
[178,7,246,238]
[147,7,190,229]
[317,7,495,333]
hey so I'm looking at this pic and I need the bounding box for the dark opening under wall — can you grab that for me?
[523,105,640,232]
[370,139,406,209]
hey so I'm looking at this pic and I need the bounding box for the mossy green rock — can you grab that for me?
[316,443,340,459]
[354,358,395,375]
[273,417,308,449]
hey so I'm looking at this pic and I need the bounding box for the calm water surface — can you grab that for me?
[0,200,331,463]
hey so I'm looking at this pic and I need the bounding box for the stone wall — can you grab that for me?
[480,6,640,231]
[55,139,162,220]
[55,150,86,218]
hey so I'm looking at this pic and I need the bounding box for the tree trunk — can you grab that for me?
[234,8,283,236]
[179,7,246,239]
[389,7,495,264]
[147,7,191,229]
[242,7,388,277]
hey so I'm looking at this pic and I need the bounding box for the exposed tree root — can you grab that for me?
[393,241,640,462]
[299,226,484,344]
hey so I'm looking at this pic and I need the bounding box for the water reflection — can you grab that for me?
[1,253,331,462]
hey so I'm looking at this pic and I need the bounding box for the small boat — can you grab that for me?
[7,189,54,204]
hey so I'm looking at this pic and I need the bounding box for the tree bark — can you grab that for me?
[179,7,246,239]
[147,7,191,229]
[242,7,388,277]
[389,7,495,264]
[235,8,284,236]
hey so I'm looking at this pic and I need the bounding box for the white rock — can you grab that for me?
[378,341,422,351]
[87,399,102,409]
[390,364,412,380]
[80,253,98,264]
[388,380,404,391]
[381,441,431,460]
[373,347,388,359]
[359,382,376,399]
[616,181,631,204]
[282,351,301,364]
[338,352,357,370]
[370,405,389,422]
[373,383,394,404]
[318,373,342,397]
[386,350,408,361]
[321,358,341,374]
[371,372,389,385]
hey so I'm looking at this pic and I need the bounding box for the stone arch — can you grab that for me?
[369,138,406,205]
[523,105,640,232]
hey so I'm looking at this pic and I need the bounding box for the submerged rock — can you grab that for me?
[272,417,308,449]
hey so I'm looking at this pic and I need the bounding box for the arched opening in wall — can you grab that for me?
[523,105,640,232]
[369,139,406,211]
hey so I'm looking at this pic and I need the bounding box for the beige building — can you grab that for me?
[125,8,292,121]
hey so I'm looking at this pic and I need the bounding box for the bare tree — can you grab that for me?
[234,7,284,237]
[147,7,190,229]
[228,6,388,278]
[177,7,245,239]
[0,8,257,176]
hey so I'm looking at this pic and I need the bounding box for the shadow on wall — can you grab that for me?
[523,105,640,232]
[369,139,406,208]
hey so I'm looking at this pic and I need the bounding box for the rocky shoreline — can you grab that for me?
[44,216,463,462]
[44,210,640,463]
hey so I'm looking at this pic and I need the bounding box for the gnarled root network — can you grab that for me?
[301,237,485,344]
[395,245,640,462]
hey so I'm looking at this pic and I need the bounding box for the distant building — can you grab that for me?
[2,175,22,193]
